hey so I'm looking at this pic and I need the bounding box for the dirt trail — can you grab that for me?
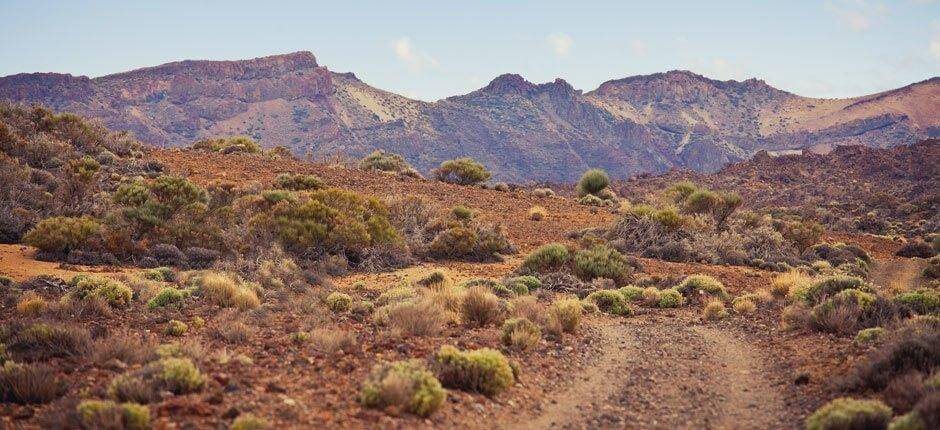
[0,244,124,281]
[869,257,925,292]
[506,312,793,430]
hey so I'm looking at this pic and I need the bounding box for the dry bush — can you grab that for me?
[703,300,729,320]
[772,270,811,300]
[460,286,503,327]
[155,339,208,362]
[359,360,446,417]
[781,303,812,330]
[732,298,757,314]
[0,362,65,404]
[527,206,547,221]
[92,329,157,366]
[500,318,541,352]
[210,311,255,344]
[386,299,447,338]
[881,372,927,413]
[48,295,112,320]
[845,324,940,392]
[198,272,260,310]
[310,328,357,354]
[547,298,583,335]
[7,322,92,361]
[430,345,515,397]
[509,296,545,325]
[16,291,47,315]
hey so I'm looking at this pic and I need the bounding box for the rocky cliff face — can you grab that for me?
[1,51,937,182]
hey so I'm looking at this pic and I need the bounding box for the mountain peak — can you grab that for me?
[96,51,320,82]
[482,73,536,95]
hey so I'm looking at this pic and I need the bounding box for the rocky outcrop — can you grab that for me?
[1,51,937,182]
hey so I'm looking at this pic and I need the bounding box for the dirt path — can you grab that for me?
[869,257,926,292]
[0,244,124,281]
[506,312,794,430]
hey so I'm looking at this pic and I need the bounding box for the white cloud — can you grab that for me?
[824,0,887,31]
[631,40,648,56]
[930,34,940,61]
[546,33,574,57]
[391,37,439,72]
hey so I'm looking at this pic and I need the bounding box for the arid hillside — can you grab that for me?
[1,52,937,181]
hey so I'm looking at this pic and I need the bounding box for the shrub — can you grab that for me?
[658,289,684,308]
[493,182,510,192]
[109,357,205,402]
[772,270,811,300]
[462,278,513,298]
[576,169,610,197]
[703,300,729,320]
[577,194,605,206]
[0,362,64,404]
[732,298,757,314]
[433,158,491,185]
[800,275,870,304]
[16,292,47,315]
[358,150,414,174]
[586,290,634,316]
[676,275,729,300]
[531,188,556,198]
[505,275,541,292]
[184,247,218,269]
[894,289,940,315]
[527,206,547,221]
[572,245,632,283]
[855,327,887,343]
[76,400,150,430]
[360,360,446,417]
[431,345,514,396]
[309,328,357,354]
[386,299,446,337]
[274,173,324,191]
[377,285,417,306]
[848,326,940,392]
[23,216,101,254]
[781,303,812,329]
[548,298,583,334]
[429,226,477,258]
[91,330,157,365]
[142,267,173,282]
[451,205,475,220]
[230,414,270,430]
[325,292,352,313]
[805,397,892,430]
[192,136,260,153]
[500,318,541,351]
[520,243,570,273]
[70,276,133,307]
[164,320,188,337]
[619,285,644,302]
[146,287,186,309]
[896,240,935,258]
[811,289,879,334]
[461,286,503,327]
[8,322,91,361]
[197,272,260,310]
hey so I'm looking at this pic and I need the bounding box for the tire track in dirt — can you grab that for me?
[507,312,793,430]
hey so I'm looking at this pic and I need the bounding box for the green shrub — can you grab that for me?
[619,285,644,301]
[703,300,729,320]
[802,276,870,304]
[804,397,892,430]
[855,327,887,343]
[676,275,728,300]
[462,278,513,298]
[431,345,514,396]
[506,275,541,292]
[23,216,101,254]
[142,267,173,282]
[196,272,260,310]
[500,318,541,351]
[274,173,324,191]
[146,287,186,309]
[68,155,101,181]
[326,292,352,313]
[520,243,570,273]
[451,205,474,220]
[192,136,260,153]
[358,150,414,174]
[894,289,940,314]
[460,286,503,327]
[586,290,634,316]
[360,360,446,417]
[433,158,491,185]
[76,400,150,430]
[377,285,417,306]
[577,194,605,206]
[657,289,685,308]
[572,245,632,282]
[230,413,270,430]
[888,412,925,430]
[0,362,64,404]
[164,320,188,337]
[576,169,610,197]
[70,276,133,307]
[429,226,477,257]
[684,189,718,214]
[549,298,583,334]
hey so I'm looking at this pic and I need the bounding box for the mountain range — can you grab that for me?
[1,51,937,182]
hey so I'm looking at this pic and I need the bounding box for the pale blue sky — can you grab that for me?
[2,0,938,101]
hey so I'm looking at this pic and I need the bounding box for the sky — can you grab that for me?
[1,0,938,101]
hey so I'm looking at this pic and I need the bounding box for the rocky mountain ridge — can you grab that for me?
[1,51,937,181]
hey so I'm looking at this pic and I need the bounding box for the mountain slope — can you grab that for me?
[1,51,937,181]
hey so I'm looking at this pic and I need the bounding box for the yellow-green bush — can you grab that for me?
[500,318,541,351]
[146,287,187,309]
[431,345,514,396]
[70,276,133,307]
[520,243,570,273]
[76,399,150,430]
[576,169,610,197]
[360,359,446,417]
[805,397,891,430]
[433,158,491,185]
[164,320,188,337]
[572,245,632,282]
[657,289,685,308]
[703,300,729,320]
[676,275,729,300]
[326,292,352,313]
[23,216,101,254]
[549,298,583,334]
[274,173,324,191]
[230,413,270,430]
[359,150,416,175]
[585,290,634,316]
[196,272,260,310]
[192,136,260,154]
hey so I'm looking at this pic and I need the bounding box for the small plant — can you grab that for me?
[377,285,417,306]
[109,357,205,402]
[855,327,887,343]
[70,276,134,307]
[358,150,416,175]
[506,275,541,293]
[576,169,610,197]
[527,206,547,221]
[771,270,811,300]
[8,323,91,361]
[164,320,188,337]
[531,188,556,198]
[76,399,150,430]
[326,292,352,313]
[360,360,446,417]
[309,328,357,354]
[146,287,187,309]
[619,285,644,302]
[229,413,270,430]
[433,158,491,185]
[0,362,64,404]
[500,318,541,351]
[548,298,583,334]
[520,243,570,273]
[197,272,260,310]
[657,289,684,308]
[451,205,474,220]
[677,275,729,300]
[274,173,324,191]
[386,299,446,338]
[572,245,632,283]
[431,345,515,397]
[586,290,634,316]
[894,289,940,315]
[703,300,729,320]
[804,397,892,430]
[142,267,173,282]
[16,292,47,315]
[460,286,503,327]
[801,276,869,305]
[22,216,101,254]
[732,297,757,314]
